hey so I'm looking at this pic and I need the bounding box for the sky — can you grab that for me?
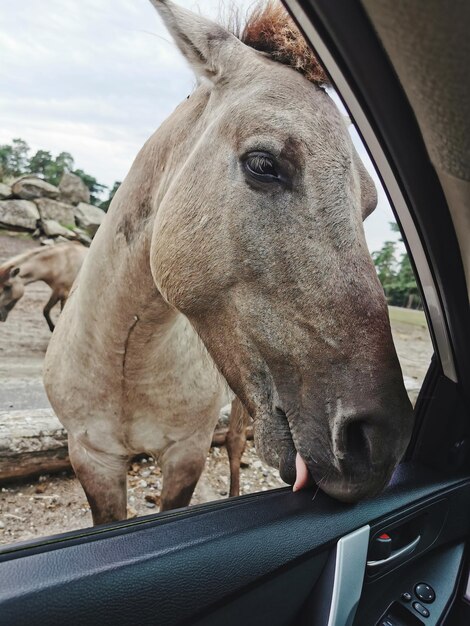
[0,0,402,253]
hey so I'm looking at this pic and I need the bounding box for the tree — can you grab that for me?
[55,151,74,173]
[395,253,421,308]
[371,226,422,309]
[9,138,30,177]
[371,240,397,300]
[28,150,54,178]
[0,139,107,203]
[45,152,74,186]
[29,150,75,186]
[0,138,30,180]
[389,222,421,308]
[100,181,121,212]
[0,144,13,180]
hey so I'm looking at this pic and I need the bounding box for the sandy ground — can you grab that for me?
[0,232,433,546]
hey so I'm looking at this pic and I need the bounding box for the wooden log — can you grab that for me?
[0,409,69,483]
[0,409,254,484]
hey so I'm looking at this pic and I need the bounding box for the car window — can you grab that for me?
[0,0,433,547]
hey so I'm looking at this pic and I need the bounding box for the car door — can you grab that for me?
[1,1,469,625]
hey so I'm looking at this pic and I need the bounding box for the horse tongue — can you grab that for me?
[293,452,311,492]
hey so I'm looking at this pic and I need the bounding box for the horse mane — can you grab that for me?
[233,1,329,86]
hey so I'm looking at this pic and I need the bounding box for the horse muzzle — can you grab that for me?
[298,407,413,502]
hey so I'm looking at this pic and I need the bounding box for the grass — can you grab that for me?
[388,305,427,328]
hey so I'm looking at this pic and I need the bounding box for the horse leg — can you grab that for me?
[68,435,128,525]
[226,397,249,497]
[43,292,60,332]
[159,439,208,511]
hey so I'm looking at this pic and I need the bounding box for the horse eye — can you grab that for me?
[243,151,280,183]
[3,285,11,292]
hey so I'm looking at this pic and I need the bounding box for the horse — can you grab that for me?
[0,241,87,331]
[44,0,413,526]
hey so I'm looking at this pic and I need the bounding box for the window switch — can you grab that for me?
[377,602,424,626]
[413,601,430,618]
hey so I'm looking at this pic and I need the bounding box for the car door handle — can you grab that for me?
[366,535,421,573]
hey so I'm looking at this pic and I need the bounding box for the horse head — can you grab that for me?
[0,267,24,322]
[149,0,413,502]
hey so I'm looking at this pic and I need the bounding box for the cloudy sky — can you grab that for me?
[0,0,401,253]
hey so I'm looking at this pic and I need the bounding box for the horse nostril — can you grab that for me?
[343,420,372,464]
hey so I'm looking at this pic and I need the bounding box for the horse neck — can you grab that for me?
[17,250,56,286]
[76,88,212,337]
[57,86,219,385]
[0,248,46,286]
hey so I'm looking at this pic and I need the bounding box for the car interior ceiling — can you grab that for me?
[360,0,470,304]
[0,1,469,625]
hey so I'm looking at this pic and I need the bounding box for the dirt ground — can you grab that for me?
[0,232,433,546]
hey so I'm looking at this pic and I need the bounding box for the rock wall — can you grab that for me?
[0,173,105,246]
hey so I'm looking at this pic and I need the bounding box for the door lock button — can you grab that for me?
[413,601,430,618]
[415,583,436,603]
[401,592,412,602]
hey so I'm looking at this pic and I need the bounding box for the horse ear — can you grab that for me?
[353,152,378,220]
[149,0,241,81]
[10,267,20,278]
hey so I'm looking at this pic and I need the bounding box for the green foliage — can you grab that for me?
[372,225,422,309]
[0,138,107,203]
[371,241,397,293]
[0,138,30,179]
[0,145,13,180]
[28,149,53,178]
[100,181,121,212]
[29,149,75,186]
[392,254,421,309]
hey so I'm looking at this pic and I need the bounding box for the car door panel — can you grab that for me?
[356,542,465,625]
[1,465,470,625]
